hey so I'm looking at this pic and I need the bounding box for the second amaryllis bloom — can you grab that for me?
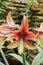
[7,16,37,54]
[0,11,19,34]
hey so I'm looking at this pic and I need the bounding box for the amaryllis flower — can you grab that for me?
[34,23,43,35]
[0,11,14,34]
[0,11,19,34]
[7,16,37,54]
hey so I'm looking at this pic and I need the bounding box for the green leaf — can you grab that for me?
[0,8,6,12]
[0,62,5,65]
[28,0,33,2]
[32,51,43,65]
[28,0,36,3]
[1,1,8,6]
[37,16,43,19]
[9,53,30,65]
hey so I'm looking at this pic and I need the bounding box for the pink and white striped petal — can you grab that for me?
[6,11,15,27]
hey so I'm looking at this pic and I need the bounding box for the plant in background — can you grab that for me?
[20,5,30,16]
[0,0,8,14]
[0,11,19,34]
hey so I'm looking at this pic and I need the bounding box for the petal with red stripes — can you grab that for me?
[24,40,36,50]
[7,40,19,49]
[19,16,29,32]
[25,31,37,40]
[11,30,19,40]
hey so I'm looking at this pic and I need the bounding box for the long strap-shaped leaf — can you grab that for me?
[0,49,9,65]
[9,53,30,65]
[32,52,43,65]
[0,62,5,65]
[32,46,43,65]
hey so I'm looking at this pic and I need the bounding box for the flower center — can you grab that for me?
[20,32,25,38]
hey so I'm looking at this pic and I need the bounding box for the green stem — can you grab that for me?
[22,52,26,65]
[0,48,9,65]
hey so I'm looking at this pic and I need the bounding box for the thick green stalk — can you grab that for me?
[0,48,9,65]
[22,52,26,65]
